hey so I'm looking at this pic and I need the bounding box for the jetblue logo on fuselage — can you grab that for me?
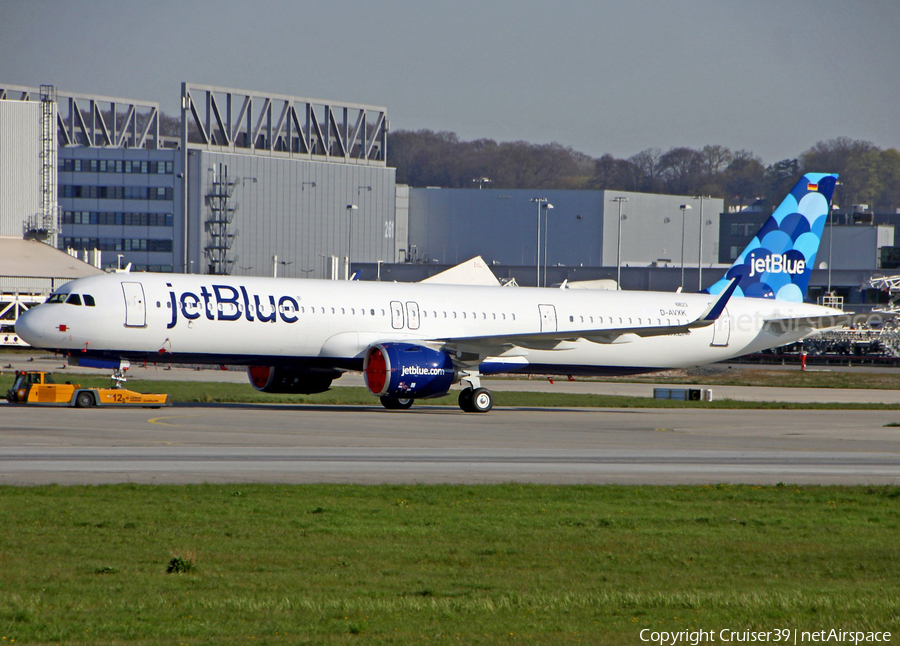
[747,253,806,278]
[401,366,447,377]
[165,283,301,329]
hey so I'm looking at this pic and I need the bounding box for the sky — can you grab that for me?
[1,0,898,164]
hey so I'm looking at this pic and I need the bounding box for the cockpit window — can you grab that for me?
[46,293,67,303]
[66,294,83,306]
[83,294,95,307]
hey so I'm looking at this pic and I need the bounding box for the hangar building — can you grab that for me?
[405,188,722,288]
[1,83,398,280]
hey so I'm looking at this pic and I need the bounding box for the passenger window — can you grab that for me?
[371,309,375,316]
[84,295,95,307]
[569,315,574,323]
[66,294,82,306]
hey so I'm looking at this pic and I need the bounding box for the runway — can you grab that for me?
[1,402,898,485]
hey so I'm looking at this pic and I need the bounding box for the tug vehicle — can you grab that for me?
[5,370,170,408]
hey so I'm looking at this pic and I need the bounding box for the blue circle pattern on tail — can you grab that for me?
[706,173,838,302]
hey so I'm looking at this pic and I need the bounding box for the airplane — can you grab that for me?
[16,173,857,413]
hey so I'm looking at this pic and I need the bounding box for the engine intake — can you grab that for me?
[364,343,455,400]
[247,365,338,395]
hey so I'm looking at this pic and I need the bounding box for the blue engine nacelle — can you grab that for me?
[364,343,456,400]
[247,365,339,395]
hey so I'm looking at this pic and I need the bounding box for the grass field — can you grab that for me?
[4,372,900,411]
[597,366,900,390]
[0,484,897,644]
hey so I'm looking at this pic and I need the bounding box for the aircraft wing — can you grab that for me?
[437,278,740,354]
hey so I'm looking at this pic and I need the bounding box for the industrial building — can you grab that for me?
[0,82,396,280]
[180,83,396,280]
[403,188,722,289]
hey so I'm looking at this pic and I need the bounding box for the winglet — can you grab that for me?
[697,277,740,323]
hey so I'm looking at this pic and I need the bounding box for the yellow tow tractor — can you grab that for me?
[6,370,170,408]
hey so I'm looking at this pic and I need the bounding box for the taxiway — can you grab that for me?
[1,402,898,485]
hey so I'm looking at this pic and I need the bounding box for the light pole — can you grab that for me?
[679,204,691,288]
[694,195,711,290]
[346,204,358,280]
[530,198,551,286]
[472,177,492,189]
[611,197,628,289]
[828,204,839,294]
[542,203,554,287]
[348,187,372,280]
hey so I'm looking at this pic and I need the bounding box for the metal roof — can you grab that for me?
[0,237,104,279]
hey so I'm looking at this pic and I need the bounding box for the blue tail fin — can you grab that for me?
[706,172,838,302]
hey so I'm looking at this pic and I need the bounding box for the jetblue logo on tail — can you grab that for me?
[747,253,806,278]
[706,173,838,303]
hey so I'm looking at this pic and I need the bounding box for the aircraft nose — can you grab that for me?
[15,307,45,345]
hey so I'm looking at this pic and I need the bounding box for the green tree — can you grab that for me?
[659,147,703,195]
[723,151,766,209]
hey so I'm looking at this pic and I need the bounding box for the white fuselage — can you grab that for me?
[16,272,838,376]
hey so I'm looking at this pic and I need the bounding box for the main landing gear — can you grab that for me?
[380,396,414,410]
[458,387,493,413]
[457,368,493,413]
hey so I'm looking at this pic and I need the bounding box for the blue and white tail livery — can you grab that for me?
[706,173,838,302]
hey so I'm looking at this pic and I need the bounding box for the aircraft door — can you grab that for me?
[405,302,420,330]
[122,282,147,328]
[390,301,405,329]
[711,309,731,347]
[538,304,557,333]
